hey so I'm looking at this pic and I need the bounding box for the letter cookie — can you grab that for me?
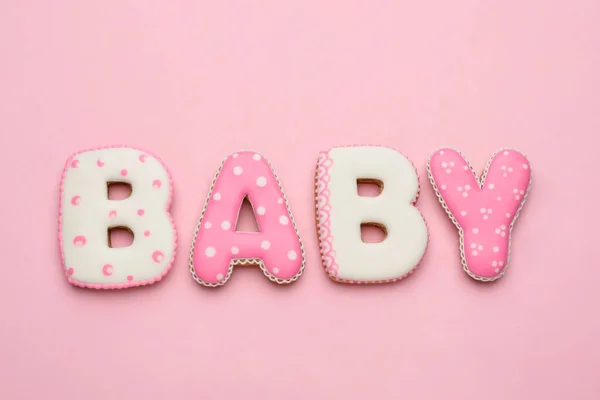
[59,146,176,289]
[315,146,428,283]
[428,147,532,281]
[190,151,304,286]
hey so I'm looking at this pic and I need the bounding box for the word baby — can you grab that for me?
[59,146,531,289]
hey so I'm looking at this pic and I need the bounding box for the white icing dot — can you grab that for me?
[257,206,266,215]
[480,208,486,213]
[460,211,467,216]
[287,250,297,260]
[508,167,513,172]
[500,232,506,237]
[495,228,501,234]
[441,185,447,190]
[478,245,483,251]
[487,209,492,214]
[462,192,468,197]
[463,165,469,171]
[445,168,451,174]
[488,184,495,189]
[465,185,471,190]
[513,188,518,194]
[457,186,463,192]
[504,151,509,155]
[256,176,267,187]
[233,166,243,175]
[503,173,507,178]
[523,164,528,169]
[221,221,231,230]
[205,247,216,257]
[279,215,289,225]
[472,250,478,256]
[440,150,445,155]
[493,246,499,253]
[213,192,221,200]
[231,246,239,255]
[497,196,502,201]
[261,240,271,250]
[499,261,504,266]
[441,162,448,168]
[277,198,284,204]
[501,224,506,230]
[505,213,511,218]
[232,153,239,158]
[483,215,489,220]
[470,243,476,249]
[515,195,521,200]
[492,261,497,267]
[273,267,279,274]
[472,228,479,234]
[449,161,455,167]
[217,273,224,280]
[501,165,507,170]
[520,190,525,195]
[253,154,262,161]
[204,222,212,229]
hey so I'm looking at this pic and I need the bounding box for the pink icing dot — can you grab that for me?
[152,179,162,188]
[127,275,133,281]
[137,209,145,216]
[109,210,117,218]
[70,160,79,168]
[71,196,81,205]
[120,169,128,176]
[67,268,74,275]
[97,159,105,167]
[144,230,151,237]
[152,251,164,263]
[73,236,86,246]
[139,154,148,162]
[102,264,113,276]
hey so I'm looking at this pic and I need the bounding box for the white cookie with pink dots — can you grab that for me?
[59,146,176,289]
[190,150,305,286]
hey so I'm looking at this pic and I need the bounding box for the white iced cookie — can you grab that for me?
[59,146,176,289]
[315,146,428,283]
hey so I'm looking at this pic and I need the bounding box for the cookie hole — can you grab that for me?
[107,182,132,200]
[357,179,383,197]
[108,226,134,248]
[235,196,260,232]
[360,223,387,243]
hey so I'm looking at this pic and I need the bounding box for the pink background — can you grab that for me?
[0,1,598,399]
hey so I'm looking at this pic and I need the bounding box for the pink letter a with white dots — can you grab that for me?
[428,148,532,281]
[190,151,305,286]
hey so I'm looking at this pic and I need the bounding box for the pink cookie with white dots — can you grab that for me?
[59,146,177,289]
[190,151,305,286]
[427,148,532,281]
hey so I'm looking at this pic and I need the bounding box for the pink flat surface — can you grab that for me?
[0,1,598,399]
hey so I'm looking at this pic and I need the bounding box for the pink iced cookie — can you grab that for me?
[59,146,177,289]
[190,151,305,286]
[427,148,532,281]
